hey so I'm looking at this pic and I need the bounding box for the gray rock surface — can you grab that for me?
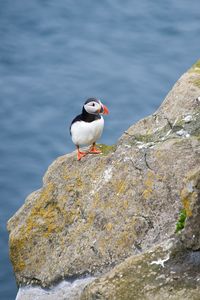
[8,60,200,299]
[81,239,200,300]
[81,166,200,299]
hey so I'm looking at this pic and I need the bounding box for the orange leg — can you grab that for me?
[89,143,102,154]
[77,146,88,161]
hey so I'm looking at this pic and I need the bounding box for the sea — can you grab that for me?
[0,0,200,299]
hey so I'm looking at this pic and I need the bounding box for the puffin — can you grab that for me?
[70,98,109,160]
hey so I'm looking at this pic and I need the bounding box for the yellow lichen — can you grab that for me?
[116,230,135,249]
[9,182,71,273]
[115,180,126,195]
[142,189,152,200]
[123,200,129,210]
[142,171,155,200]
[144,171,154,188]
[87,212,95,224]
[24,182,66,237]
[105,222,113,231]
[9,235,26,272]
[92,193,100,209]
[180,168,200,218]
[190,60,200,74]
[76,177,83,187]
[98,238,107,255]
[182,197,192,217]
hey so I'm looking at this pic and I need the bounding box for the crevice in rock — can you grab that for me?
[144,152,153,171]
[90,245,99,256]
[164,116,173,129]
[130,159,143,172]
[19,276,43,287]
[124,131,133,137]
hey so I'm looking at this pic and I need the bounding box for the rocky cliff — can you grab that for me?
[8,60,200,300]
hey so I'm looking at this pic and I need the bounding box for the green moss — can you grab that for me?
[173,119,185,128]
[134,134,154,143]
[130,115,200,145]
[131,122,176,145]
[193,79,200,87]
[193,60,200,68]
[190,60,200,74]
[175,209,187,233]
[97,144,116,155]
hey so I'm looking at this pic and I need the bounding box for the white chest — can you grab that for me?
[71,117,104,146]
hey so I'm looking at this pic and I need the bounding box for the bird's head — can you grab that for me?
[83,98,109,115]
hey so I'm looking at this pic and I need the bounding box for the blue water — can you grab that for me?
[1,1,200,299]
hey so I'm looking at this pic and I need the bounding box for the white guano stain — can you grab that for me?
[176,129,190,138]
[136,141,155,149]
[90,166,113,195]
[183,115,192,123]
[103,166,113,182]
[187,181,194,193]
[150,254,170,268]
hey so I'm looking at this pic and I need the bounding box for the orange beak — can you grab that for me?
[102,104,109,115]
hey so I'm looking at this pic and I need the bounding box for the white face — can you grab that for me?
[84,100,102,115]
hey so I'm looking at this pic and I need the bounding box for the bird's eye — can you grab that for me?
[92,103,95,106]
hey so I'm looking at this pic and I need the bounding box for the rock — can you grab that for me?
[81,239,200,300]
[7,60,200,298]
[81,165,200,299]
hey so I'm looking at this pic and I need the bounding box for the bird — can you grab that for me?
[70,98,109,160]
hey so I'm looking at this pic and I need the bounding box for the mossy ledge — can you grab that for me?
[97,144,116,155]
[190,59,200,74]
[189,59,200,87]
